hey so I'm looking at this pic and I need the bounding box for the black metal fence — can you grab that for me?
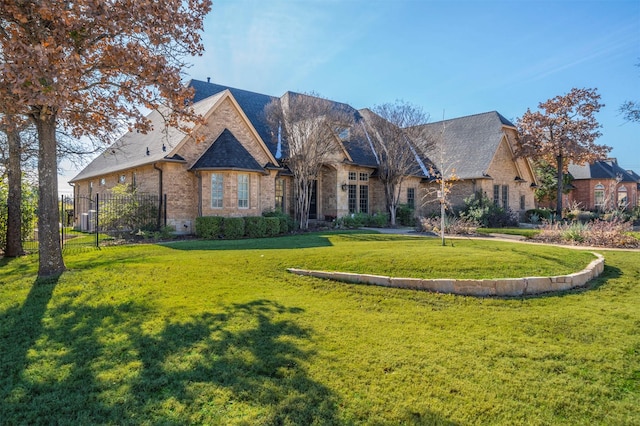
[21,193,165,253]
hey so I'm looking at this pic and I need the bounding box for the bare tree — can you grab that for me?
[423,119,458,245]
[359,101,432,226]
[265,92,353,229]
[517,88,610,219]
[620,62,640,123]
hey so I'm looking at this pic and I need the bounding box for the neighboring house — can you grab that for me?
[70,81,537,232]
[568,158,639,211]
[416,112,538,217]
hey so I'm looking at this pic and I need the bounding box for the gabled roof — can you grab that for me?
[70,91,226,182]
[191,129,265,172]
[187,80,278,156]
[568,159,638,182]
[416,111,516,180]
[357,108,432,177]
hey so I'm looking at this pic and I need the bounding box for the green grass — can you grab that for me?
[1,231,638,425]
[476,227,541,238]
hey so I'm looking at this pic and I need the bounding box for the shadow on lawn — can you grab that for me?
[0,295,342,424]
[0,275,59,420]
[162,231,424,252]
[163,232,335,251]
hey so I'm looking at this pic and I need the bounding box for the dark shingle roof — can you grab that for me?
[187,80,278,156]
[417,111,513,180]
[191,129,265,172]
[568,159,638,182]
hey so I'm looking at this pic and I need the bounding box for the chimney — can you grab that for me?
[207,77,210,83]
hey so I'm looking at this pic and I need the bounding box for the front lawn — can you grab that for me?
[1,232,638,424]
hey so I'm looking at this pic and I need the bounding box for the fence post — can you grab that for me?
[60,195,64,249]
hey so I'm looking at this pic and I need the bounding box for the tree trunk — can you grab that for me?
[385,182,397,226]
[294,178,310,230]
[5,128,24,257]
[33,111,65,278]
[555,153,564,220]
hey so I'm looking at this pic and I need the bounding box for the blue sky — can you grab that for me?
[60,0,639,193]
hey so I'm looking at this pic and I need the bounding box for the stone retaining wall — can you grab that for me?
[287,253,604,297]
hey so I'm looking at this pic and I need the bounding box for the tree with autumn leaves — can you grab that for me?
[0,0,211,277]
[517,88,610,219]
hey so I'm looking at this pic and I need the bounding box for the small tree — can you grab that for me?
[425,120,458,245]
[359,102,431,226]
[517,88,610,219]
[532,160,574,208]
[265,92,353,229]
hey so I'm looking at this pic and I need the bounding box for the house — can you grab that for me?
[416,112,538,217]
[568,158,639,211]
[69,80,537,232]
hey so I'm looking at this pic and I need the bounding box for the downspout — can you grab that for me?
[153,163,163,229]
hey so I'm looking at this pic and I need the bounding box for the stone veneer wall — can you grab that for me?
[288,253,604,297]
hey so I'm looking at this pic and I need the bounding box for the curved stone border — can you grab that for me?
[287,253,604,297]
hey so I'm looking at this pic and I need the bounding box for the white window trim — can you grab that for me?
[211,173,224,209]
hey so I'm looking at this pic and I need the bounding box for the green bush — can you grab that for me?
[525,208,553,223]
[99,184,158,233]
[337,212,390,229]
[245,216,266,238]
[263,210,294,233]
[339,213,367,228]
[0,180,37,251]
[195,216,223,239]
[264,217,280,236]
[396,204,415,226]
[460,194,518,228]
[367,212,389,227]
[223,217,245,239]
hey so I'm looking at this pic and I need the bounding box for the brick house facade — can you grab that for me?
[568,159,639,211]
[70,81,537,232]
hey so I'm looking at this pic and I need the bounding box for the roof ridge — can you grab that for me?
[190,79,277,100]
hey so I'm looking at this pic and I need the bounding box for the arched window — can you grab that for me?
[594,184,605,209]
[617,185,628,208]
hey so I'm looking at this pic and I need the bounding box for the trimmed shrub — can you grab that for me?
[196,216,223,239]
[263,210,294,234]
[245,216,267,238]
[264,217,280,236]
[223,217,245,239]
